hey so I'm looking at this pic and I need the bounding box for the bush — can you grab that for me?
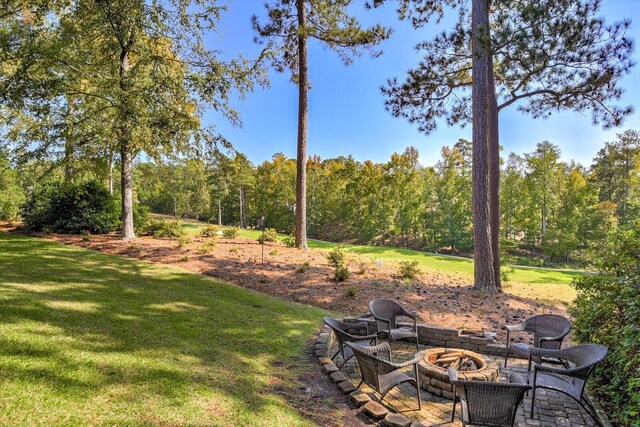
[334,265,350,281]
[283,236,295,247]
[177,236,192,248]
[133,205,150,233]
[327,247,346,268]
[198,239,216,254]
[145,218,185,238]
[569,221,640,426]
[222,227,239,239]
[257,228,278,244]
[344,286,358,298]
[200,225,218,237]
[21,180,119,234]
[398,260,421,279]
[296,261,310,274]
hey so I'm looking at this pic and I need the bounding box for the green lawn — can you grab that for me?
[178,219,580,299]
[0,232,330,426]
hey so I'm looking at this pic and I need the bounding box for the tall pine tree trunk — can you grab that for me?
[295,0,309,249]
[108,147,114,195]
[218,198,222,226]
[488,45,502,291]
[63,98,75,182]
[119,48,135,240]
[471,0,497,291]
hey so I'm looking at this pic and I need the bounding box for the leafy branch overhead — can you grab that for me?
[382,0,635,134]
[252,0,392,81]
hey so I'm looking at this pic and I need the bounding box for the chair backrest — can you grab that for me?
[368,299,403,332]
[322,317,367,356]
[524,314,571,350]
[450,369,531,427]
[345,342,392,392]
[562,344,609,381]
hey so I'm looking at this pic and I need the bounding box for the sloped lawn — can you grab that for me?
[0,232,329,426]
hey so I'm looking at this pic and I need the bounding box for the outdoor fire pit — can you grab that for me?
[417,348,500,399]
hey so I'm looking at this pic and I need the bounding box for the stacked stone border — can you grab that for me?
[314,317,612,427]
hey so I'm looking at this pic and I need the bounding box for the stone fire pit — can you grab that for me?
[417,348,500,399]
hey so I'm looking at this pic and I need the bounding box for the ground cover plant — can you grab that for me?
[0,232,333,426]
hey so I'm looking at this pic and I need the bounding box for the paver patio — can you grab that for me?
[331,340,598,426]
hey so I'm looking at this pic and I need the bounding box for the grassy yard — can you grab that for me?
[178,219,580,303]
[0,232,330,426]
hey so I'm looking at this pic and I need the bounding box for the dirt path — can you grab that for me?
[5,225,568,343]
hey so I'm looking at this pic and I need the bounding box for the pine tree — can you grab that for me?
[377,0,634,291]
[253,0,390,249]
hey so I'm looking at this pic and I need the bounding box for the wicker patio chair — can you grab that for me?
[346,341,422,410]
[448,367,531,427]
[368,298,419,351]
[503,314,571,368]
[528,344,608,425]
[323,317,377,369]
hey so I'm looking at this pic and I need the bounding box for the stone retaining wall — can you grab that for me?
[342,316,509,357]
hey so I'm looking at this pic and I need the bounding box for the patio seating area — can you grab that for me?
[334,340,599,426]
[320,300,606,426]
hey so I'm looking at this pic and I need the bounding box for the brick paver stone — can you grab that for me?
[363,401,389,420]
[329,371,349,383]
[350,390,371,407]
[322,363,338,374]
[382,413,413,427]
[338,380,357,394]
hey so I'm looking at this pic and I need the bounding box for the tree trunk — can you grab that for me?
[119,47,135,240]
[63,99,75,182]
[295,0,309,250]
[218,198,222,226]
[108,147,114,195]
[487,42,502,291]
[239,185,244,228]
[471,0,497,291]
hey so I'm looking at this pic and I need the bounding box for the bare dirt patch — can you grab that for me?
[4,224,568,344]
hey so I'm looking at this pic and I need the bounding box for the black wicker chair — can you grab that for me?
[448,368,531,427]
[323,317,377,369]
[528,344,608,425]
[503,314,571,368]
[368,298,419,351]
[346,341,422,410]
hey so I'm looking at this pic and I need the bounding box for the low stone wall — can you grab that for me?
[342,316,508,357]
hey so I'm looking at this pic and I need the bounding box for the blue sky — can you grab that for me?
[205,0,640,167]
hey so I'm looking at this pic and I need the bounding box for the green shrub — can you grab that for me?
[257,228,278,244]
[222,227,239,239]
[21,180,119,234]
[200,225,218,237]
[569,221,640,426]
[177,236,193,248]
[327,247,346,268]
[398,260,421,279]
[296,261,310,274]
[334,265,350,282]
[198,239,217,254]
[145,219,185,238]
[283,236,295,247]
[133,205,150,233]
[344,286,358,298]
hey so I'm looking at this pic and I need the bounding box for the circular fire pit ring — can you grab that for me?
[417,348,500,399]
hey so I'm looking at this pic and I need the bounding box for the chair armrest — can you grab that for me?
[400,308,417,320]
[350,341,391,355]
[505,322,526,332]
[372,315,392,332]
[529,347,565,358]
[383,357,420,370]
[508,373,528,385]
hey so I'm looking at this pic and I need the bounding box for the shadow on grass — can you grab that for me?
[0,232,328,424]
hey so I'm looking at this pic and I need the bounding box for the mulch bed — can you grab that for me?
[3,225,569,345]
